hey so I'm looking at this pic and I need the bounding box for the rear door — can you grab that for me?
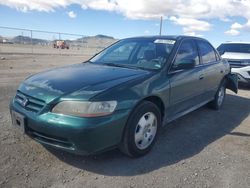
[168,39,205,118]
[196,39,225,99]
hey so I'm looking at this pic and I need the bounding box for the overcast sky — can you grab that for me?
[0,0,250,47]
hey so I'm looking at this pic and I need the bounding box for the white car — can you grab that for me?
[217,42,250,86]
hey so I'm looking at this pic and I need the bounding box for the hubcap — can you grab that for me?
[134,112,157,150]
[217,86,225,106]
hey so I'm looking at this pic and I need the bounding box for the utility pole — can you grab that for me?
[21,32,23,44]
[159,16,163,36]
[30,30,33,54]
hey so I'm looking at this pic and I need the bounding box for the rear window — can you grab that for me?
[217,43,250,54]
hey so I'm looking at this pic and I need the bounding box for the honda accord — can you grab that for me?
[10,36,238,157]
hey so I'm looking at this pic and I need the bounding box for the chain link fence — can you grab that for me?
[0,26,116,56]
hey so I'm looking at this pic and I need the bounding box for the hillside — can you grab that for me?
[11,35,49,45]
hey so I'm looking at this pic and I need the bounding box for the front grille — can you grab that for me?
[227,59,250,68]
[15,91,46,113]
[26,127,74,149]
[228,60,241,64]
[228,60,243,68]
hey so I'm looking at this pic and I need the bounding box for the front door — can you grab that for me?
[168,39,205,119]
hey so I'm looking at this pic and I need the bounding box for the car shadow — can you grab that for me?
[46,93,250,176]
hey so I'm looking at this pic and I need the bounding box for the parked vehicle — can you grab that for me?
[53,40,69,49]
[217,42,250,86]
[10,36,238,157]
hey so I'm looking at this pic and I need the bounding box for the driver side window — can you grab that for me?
[172,40,199,70]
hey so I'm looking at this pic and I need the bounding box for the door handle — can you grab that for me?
[199,74,204,80]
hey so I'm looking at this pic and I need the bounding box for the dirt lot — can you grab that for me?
[0,54,249,188]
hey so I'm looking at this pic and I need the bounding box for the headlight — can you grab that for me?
[52,101,117,117]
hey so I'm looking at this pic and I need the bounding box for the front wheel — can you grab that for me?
[208,80,226,110]
[120,101,161,157]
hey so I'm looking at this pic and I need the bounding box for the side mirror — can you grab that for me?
[173,59,196,70]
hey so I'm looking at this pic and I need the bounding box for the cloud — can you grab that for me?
[169,16,211,36]
[236,21,250,31]
[226,20,250,36]
[85,0,117,11]
[1,0,250,35]
[231,22,244,30]
[0,0,71,12]
[225,29,240,36]
[67,11,77,18]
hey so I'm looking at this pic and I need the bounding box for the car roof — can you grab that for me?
[123,35,206,41]
[221,41,250,44]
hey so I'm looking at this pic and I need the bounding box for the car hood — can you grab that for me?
[19,63,150,103]
[221,52,250,60]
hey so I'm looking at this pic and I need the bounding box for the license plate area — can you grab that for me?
[11,111,25,133]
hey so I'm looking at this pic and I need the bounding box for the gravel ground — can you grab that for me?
[0,54,250,188]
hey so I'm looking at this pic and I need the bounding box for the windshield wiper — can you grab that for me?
[102,62,155,71]
[103,63,138,69]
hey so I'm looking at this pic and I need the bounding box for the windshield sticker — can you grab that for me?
[154,64,161,68]
[154,39,175,44]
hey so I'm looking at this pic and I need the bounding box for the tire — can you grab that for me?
[208,80,226,110]
[120,101,161,157]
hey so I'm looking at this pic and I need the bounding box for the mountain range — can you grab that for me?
[1,34,116,45]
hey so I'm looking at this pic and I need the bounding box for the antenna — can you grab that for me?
[159,16,163,36]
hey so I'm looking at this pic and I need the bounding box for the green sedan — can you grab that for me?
[10,36,238,157]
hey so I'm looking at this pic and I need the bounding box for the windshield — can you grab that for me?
[90,38,176,70]
[217,43,250,55]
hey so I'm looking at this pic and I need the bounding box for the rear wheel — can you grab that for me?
[208,80,226,110]
[120,101,161,157]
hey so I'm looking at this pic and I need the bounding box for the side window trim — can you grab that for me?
[193,39,202,66]
[215,50,221,61]
[196,39,218,65]
[168,38,199,73]
[168,39,186,74]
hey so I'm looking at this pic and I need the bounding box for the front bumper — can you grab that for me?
[10,99,131,155]
[231,66,250,84]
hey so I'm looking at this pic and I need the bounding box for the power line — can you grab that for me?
[0,26,86,37]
